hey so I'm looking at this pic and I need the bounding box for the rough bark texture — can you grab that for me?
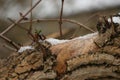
[0,21,120,80]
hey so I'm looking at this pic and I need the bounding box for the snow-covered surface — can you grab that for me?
[18,46,34,53]
[18,32,97,53]
[108,16,120,24]
[1,0,120,19]
[45,32,97,45]
[45,38,69,45]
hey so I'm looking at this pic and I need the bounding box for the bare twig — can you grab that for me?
[0,0,42,35]
[7,18,46,55]
[7,18,28,31]
[85,12,99,22]
[70,27,81,39]
[71,13,99,38]
[22,19,95,32]
[7,18,35,42]
[0,0,42,51]
[29,0,33,33]
[59,0,64,38]
[0,34,20,50]
[3,44,17,52]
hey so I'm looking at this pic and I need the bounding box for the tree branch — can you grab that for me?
[0,34,20,50]
[0,0,42,35]
[59,0,64,38]
[21,18,95,33]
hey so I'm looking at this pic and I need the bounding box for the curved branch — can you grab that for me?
[22,18,95,33]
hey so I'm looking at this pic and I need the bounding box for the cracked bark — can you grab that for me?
[0,22,120,80]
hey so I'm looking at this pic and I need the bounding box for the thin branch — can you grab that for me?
[3,44,17,52]
[22,19,95,33]
[0,0,42,35]
[59,0,64,38]
[29,0,33,33]
[8,18,47,55]
[85,12,99,22]
[0,0,42,51]
[71,13,99,38]
[0,34,20,50]
[7,18,28,31]
[7,18,35,41]
[70,27,82,39]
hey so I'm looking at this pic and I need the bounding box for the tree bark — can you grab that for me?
[0,22,120,80]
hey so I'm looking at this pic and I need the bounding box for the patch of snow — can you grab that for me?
[45,38,69,45]
[45,32,97,45]
[108,16,120,24]
[18,46,34,53]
